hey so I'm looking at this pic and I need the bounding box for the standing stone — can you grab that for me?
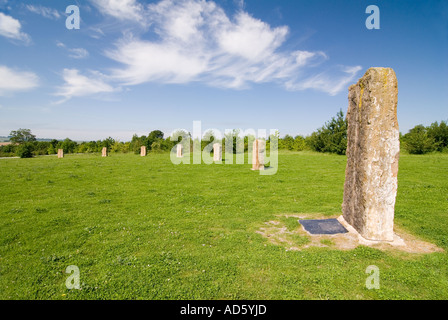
[213,143,222,162]
[177,144,183,158]
[57,149,64,158]
[251,139,265,171]
[140,146,146,157]
[102,147,108,157]
[342,67,399,242]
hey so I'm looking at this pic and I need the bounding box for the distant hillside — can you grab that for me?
[0,136,53,142]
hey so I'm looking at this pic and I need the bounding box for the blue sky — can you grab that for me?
[0,0,447,141]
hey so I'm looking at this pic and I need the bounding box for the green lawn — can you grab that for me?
[0,151,447,299]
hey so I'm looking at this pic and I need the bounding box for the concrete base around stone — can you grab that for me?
[337,215,406,247]
[256,213,443,253]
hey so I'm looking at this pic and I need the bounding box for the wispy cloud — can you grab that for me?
[54,69,117,103]
[0,65,39,95]
[68,48,89,59]
[26,4,61,20]
[0,12,30,43]
[286,65,363,96]
[88,27,105,39]
[57,42,89,59]
[98,0,360,95]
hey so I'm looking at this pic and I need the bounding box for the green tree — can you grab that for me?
[427,120,448,151]
[32,141,50,155]
[102,137,115,151]
[47,139,59,154]
[201,130,216,153]
[147,130,164,150]
[293,135,307,151]
[268,130,280,152]
[403,125,437,154]
[224,129,242,154]
[280,135,294,150]
[308,109,347,155]
[130,134,148,154]
[57,138,78,154]
[244,134,256,153]
[9,128,36,144]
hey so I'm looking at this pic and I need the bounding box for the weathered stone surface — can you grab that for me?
[57,149,64,158]
[140,146,146,157]
[213,143,222,162]
[252,139,265,170]
[177,144,183,158]
[102,147,108,157]
[342,67,399,242]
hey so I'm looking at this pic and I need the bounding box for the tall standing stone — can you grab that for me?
[177,144,183,158]
[102,147,108,157]
[342,67,399,242]
[57,149,64,158]
[213,143,222,162]
[252,139,265,171]
[140,146,146,157]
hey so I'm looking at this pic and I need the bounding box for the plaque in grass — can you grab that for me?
[299,218,348,235]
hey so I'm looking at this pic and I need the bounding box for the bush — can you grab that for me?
[47,144,57,155]
[110,141,129,153]
[150,141,163,153]
[0,144,16,157]
[16,143,33,158]
[32,141,50,155]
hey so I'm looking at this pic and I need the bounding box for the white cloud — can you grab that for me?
[54,69,117,103]
[26,5,61,20]
[100,0,361,95]
[90,0,144,23]
[0,65,39,95]
[216,12,288,61]
[0,12,30,43]
[106,38,208,85]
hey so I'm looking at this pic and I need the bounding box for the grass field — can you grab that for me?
[0,151,447,299]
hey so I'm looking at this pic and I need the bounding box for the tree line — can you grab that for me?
[1,112,447,158]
